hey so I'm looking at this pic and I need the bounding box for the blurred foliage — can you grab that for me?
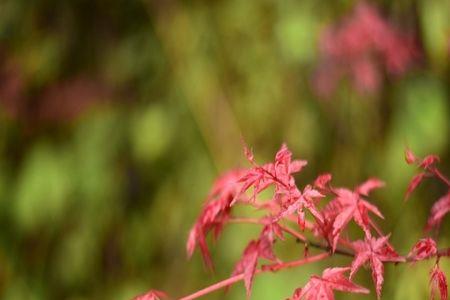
[0,0,448,299]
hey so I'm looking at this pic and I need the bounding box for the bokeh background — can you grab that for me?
[0,0,449,299]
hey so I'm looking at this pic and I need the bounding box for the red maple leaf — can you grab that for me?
[277,185,324,230]
[187,170,245,269]
[430,264,448,300]
[258,221,284,261]
[292,267,369,300]
[232,240,259,298]
[313,197,343,248]
[314,173,333,190]
[355,178,385,197]
[133,290,167,300]
[407,238,437,261]
[350,235,404,299]
[405,148,417,164]
[327,179,384,251]
[232,221,284,297]
[236,144,307,204]
[405,172,426,201]
[426,191,450,231]
[238,144,323,229]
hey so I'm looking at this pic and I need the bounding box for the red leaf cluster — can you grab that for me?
[313,2,418,96]
[136,145,449,300]
[187,143,401,297]
[314,178,385,252]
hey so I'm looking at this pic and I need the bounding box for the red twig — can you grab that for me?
[227,218,354,257]
[178,253,330,300]
[430,167,450,187]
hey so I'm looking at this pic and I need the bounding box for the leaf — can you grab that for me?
[356,178,385,196]
[314,173,332,190]
[292,267,369,300]
[426,191,450,231]
[258,222,284,261]
[430,264,448,300]
[328,187,384,251]
[278,187,324,227]
[237,144,322,228]
[407,238,437,261]
[242,142,255,163]
[350,236,404,299]
[405,172,426,201]
[370,256,384,299]
[187,170,245,269]
[232,222,283,298]
[405,148,417,164]
[331,206,355,250]
[232,241,259,298]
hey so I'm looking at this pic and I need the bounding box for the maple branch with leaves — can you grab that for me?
[134,145,449,300]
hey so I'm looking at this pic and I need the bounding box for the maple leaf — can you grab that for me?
[243,142,255,163]
[430,264,448,300]
[350,235,404,299]
[407,238,437,261]
[233,240,259,298]
[232,222,284,297]
[292,267,369,300]
[313,197,343,248]
[356,178,385,197]
[133,290,167,300]
[405,148,417,164]
[238,144,323,229]
[314,173,333,190]
[278,185,324,230]
[329,183,384,251]
[187,170,245,269]
[426,191,450,231]
[238,144,307,200]
[274,144,308,181]
[404,172,426,201]
[258,221,284,261]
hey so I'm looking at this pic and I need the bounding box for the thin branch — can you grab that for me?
[429,167,450,187]
[227,218,354,257]
[437,247,450,258]
[227,218,450,262]
[277,223,307,242]
[178,253,330,300]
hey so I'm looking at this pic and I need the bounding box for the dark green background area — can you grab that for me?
[0,0,448,299]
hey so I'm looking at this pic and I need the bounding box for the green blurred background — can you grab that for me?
[0,0,448,299]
